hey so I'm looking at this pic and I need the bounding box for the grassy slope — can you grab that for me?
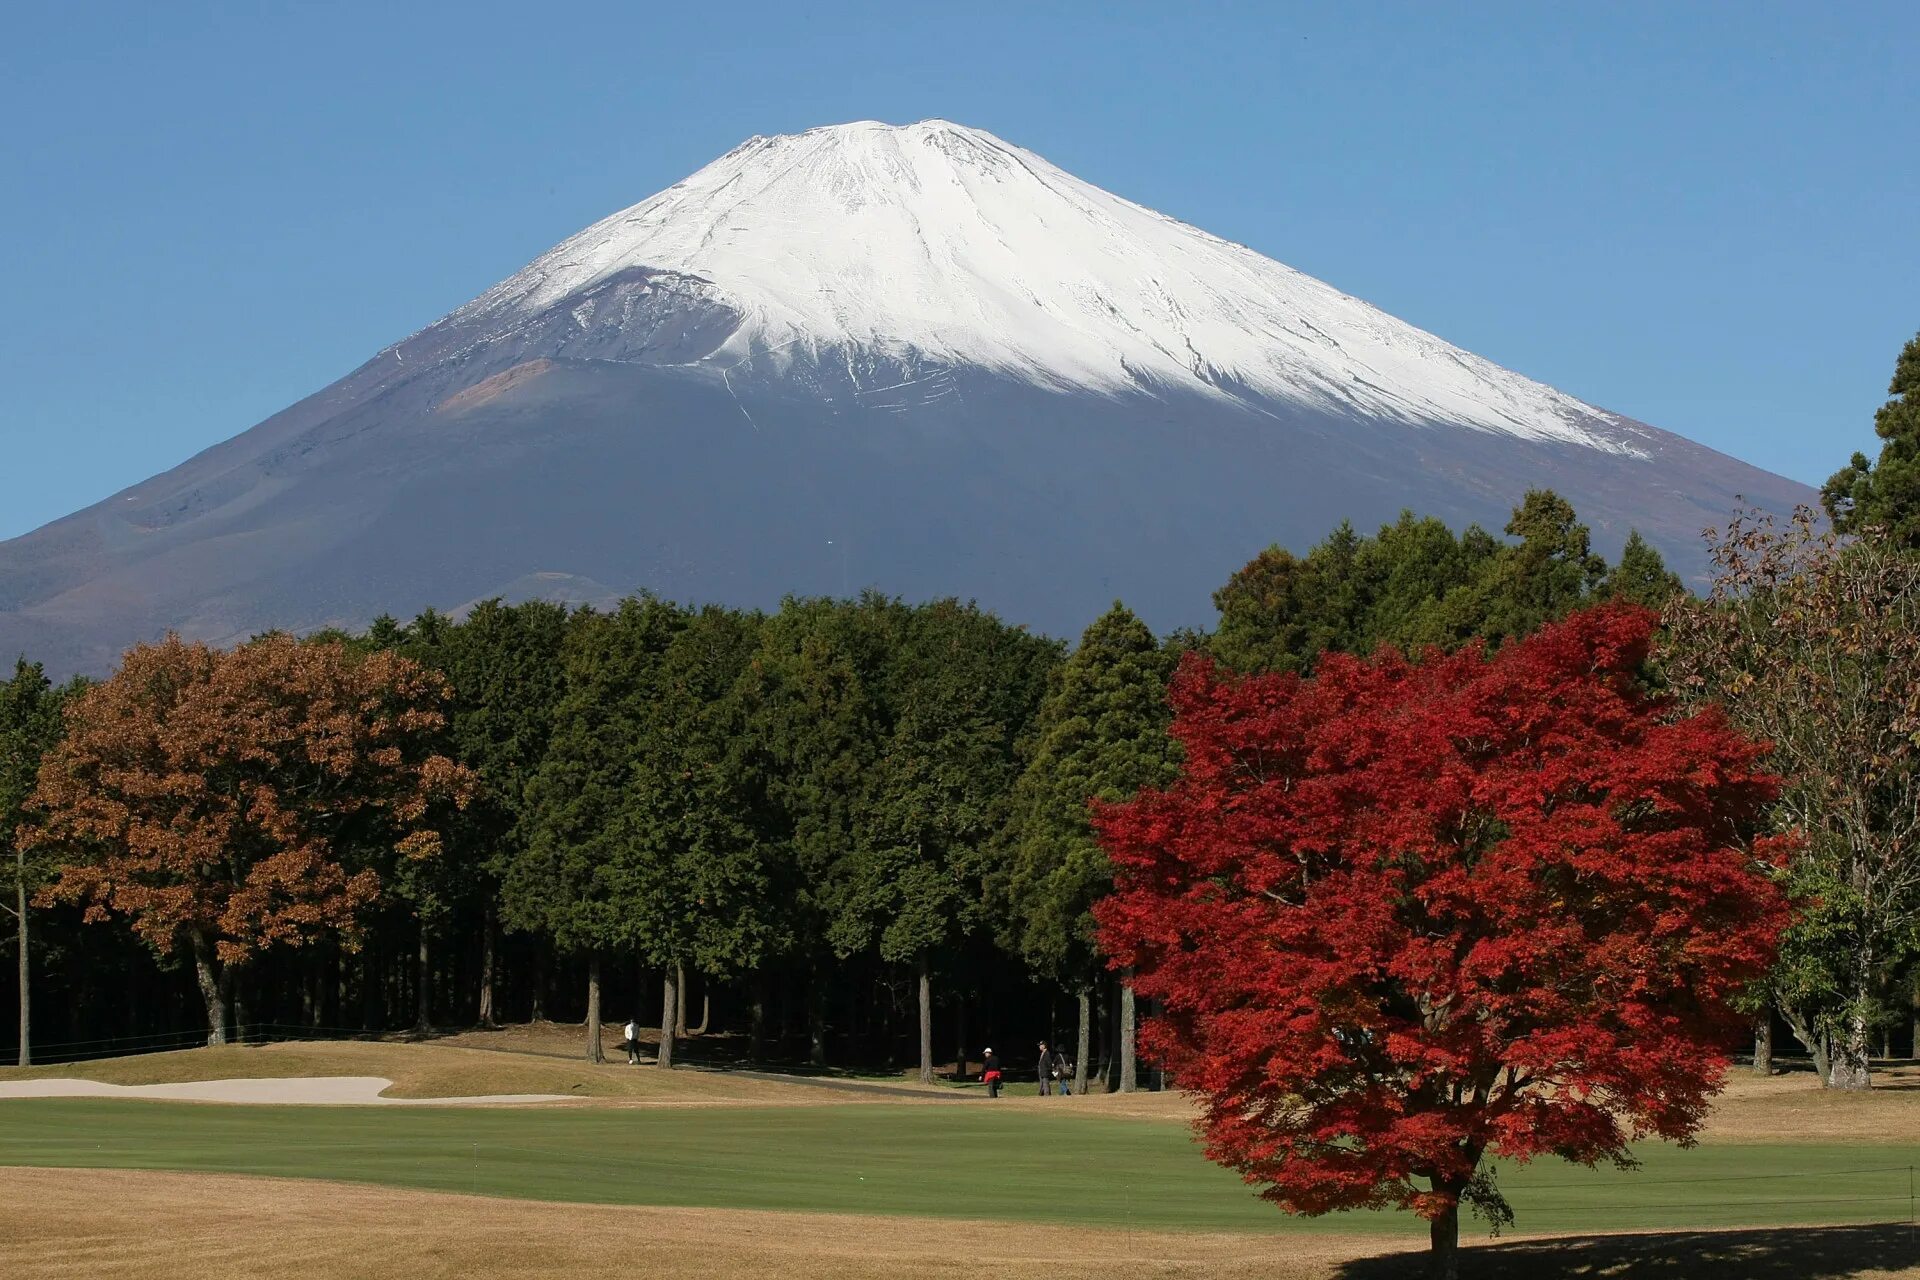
[3,1097,1916,1237]
[1,1039,883,1103]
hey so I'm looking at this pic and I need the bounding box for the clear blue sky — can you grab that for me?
[3,1,1914,540]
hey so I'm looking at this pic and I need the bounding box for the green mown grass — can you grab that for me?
[1,1099,1914,1236]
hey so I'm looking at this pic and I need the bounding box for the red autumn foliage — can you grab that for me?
[1093,604,1787,1242]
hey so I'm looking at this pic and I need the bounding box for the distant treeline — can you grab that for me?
[1,489,1677,1084]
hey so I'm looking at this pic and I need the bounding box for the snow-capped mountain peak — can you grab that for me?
[458,119,1633,451]
[0,120,1811,680]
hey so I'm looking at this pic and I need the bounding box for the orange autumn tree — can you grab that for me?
[28,634,474,1044]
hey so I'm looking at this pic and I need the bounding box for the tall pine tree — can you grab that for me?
[1823,331,1920,547]
[1209,490,1623,676]
[614,605,772,1068]
[424,600,570,1026]
[1003,603,1177,1093]
[1601,530,1684,608]
[737,594,899,1065]
[509,597,683,1062]
[831,600,1057,1083]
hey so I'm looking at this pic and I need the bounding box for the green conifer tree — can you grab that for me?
[1473,489,1608,639]
[1601,530,1684,608]
[613,605,771,1068]
[509,596,683,1062]
[421,599,569,1026]
[738,594,900,1066]
[1823,332,1920,547]
[1003,603,1177,1093]
[831,600,1057,1083]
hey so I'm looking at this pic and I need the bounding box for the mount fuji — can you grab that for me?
[0,120,1807,675]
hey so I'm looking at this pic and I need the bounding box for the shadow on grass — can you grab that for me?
[1335,1223,1920,1278]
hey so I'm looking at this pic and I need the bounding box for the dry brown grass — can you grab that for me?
[1012,1058,1920,1141]
[3,1036,879,1105]
[2,1021,1206,1113]
[0,1167,1410,1280]
[15,1023,1920,1148]
[11,1167,1919,1279]
[1701,1062,1920,1144]
[1025,1061,1920,1141]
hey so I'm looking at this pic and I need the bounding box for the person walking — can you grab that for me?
[982,1047,1003,1099]
[1037,1041,1055,1097]
[623,1016,642,1066]
[1051,1044,1073,1097]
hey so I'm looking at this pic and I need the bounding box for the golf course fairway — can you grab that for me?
[3,1098,1914,1237]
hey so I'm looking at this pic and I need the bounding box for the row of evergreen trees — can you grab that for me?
[1,488,1678,1083]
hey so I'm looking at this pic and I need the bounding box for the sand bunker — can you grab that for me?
[0,1076,569,1106]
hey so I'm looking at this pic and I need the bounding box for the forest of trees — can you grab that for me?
[2,329,1917,1092]
[0,486,1676,1081]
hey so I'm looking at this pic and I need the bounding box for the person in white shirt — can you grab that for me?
[623,1018,641,1065]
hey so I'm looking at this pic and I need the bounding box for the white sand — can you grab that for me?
[0,1076,569,1106]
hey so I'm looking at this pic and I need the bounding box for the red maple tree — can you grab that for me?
[1093,604,1787,1278]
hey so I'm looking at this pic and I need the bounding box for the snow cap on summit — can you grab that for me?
[462,119,1630,450]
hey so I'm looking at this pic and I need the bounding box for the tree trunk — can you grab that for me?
[584,954,604,1064]
[807,977,827,1067]
[322,941,337,1027]
[1427,1192,1461,1280]
[231,967,248,1045]
[749,974,767,1062]
[857,972,871,1062]
[659,968,679,1070]
[1074,985,1091,1096]
[953,994,967,1082]
[675,962,689,1038]
[1118,971,1138,1093]
[916,954,934,1084]
[1096,982,1112,1091]
[1752,1013,1772,1075]
[1830,992,1873,1089]
[360,941,382,1030]
[477,908,497,1028]
[1781,1004,1833,1083]
[299,950,316,1029]
[530,944,546,1023]
[190,930,228,1047]
[15,871,29,1066]
[415,926,432,1033]
[690,992,710,1036]
[1151,996,1167,1091]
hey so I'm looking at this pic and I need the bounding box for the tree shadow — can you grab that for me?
[1334,1224,1920,1278]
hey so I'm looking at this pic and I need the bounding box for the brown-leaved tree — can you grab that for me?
[1665,505,1920,1088]
[27,634,473,1044]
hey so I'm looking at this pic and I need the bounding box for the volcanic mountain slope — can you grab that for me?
[0,120,1808,675]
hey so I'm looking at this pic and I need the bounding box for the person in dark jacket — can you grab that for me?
[1037,1041,1056,1096]
[1051,1045,1073,1096]
[982,1047,1003,1098]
